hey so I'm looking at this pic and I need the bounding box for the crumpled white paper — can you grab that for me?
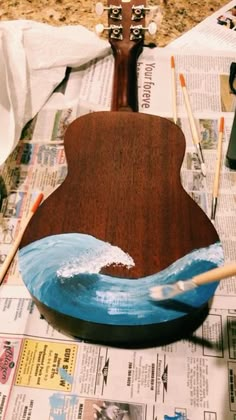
[0,20,110,165]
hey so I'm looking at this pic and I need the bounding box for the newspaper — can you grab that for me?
[0,41,236,420]
[0,304,235,420]
[167,0,236,50]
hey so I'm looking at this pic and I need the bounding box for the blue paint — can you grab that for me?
[49,393,66,410]
[58,368,73,385]
[164,413,185,420]
[19,233,224,326]
[49,393,79,420]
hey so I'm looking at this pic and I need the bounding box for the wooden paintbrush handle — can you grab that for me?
[193,263,236,286]
[0,193,43,284]
[212,117,224,198]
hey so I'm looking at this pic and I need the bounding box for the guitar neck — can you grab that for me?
[108,0,146,112]
[111,42,142,112]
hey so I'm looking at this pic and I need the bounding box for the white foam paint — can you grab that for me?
[56,240,135,278]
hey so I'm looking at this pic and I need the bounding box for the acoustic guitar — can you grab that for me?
[19,0,223,347]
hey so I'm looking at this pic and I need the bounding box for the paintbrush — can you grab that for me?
[149,263,236,301]
[179,73,206,177]
[0,193,44,285]
[171,56,177,124]
[211,116,224,221]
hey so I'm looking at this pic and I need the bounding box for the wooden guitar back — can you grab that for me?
[21,111,218,278]
[19,0,222,347]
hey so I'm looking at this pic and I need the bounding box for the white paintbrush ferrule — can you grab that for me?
[195,143,206,177]
[149,279,197,300]
[177,279,198,292]
[196,142,205,163]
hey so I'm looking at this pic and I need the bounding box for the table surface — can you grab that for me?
[0,0,231,46]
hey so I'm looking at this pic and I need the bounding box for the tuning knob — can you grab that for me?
[130,21,157,40]
[95,23,105,35]
[95,23,123,40]
[95,2,105,16]
[132,5,151,20]
[95,2,122,20]
[147,21,157,36]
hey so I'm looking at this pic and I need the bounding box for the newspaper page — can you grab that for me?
[136,47,236,311]
[0,47,236,419]
[167,0,236,50]
[0,305,235,419]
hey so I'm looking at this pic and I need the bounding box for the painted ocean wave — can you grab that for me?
[19,233,224,326]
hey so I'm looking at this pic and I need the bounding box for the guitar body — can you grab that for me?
[19,0,223,347]
[21,111,219,276]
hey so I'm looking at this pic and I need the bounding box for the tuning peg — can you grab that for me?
[95,2,122,20]
[95,23,106,35]
[130,21,157,40]
[95,23,123,40]
[95,2,105,16]
[132,4,163,29]
[147,21,157,36]
[132,5,151,20]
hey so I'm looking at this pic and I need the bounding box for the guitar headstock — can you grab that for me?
[95,0,160,110]
[95,0,157,51]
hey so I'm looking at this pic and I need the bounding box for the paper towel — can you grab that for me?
[0,20,110,165]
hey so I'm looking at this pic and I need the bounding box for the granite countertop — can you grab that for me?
[0,0,230,46]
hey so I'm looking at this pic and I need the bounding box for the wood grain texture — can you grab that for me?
[21,111,219,278]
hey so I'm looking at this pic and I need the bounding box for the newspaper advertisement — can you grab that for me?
[167,0,236,50]
[0,305,235,419]
[0,43,236,419]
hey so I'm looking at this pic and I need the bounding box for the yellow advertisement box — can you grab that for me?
[15,339,78,391]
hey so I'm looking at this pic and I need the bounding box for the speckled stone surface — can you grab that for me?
[0,0,230,46]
